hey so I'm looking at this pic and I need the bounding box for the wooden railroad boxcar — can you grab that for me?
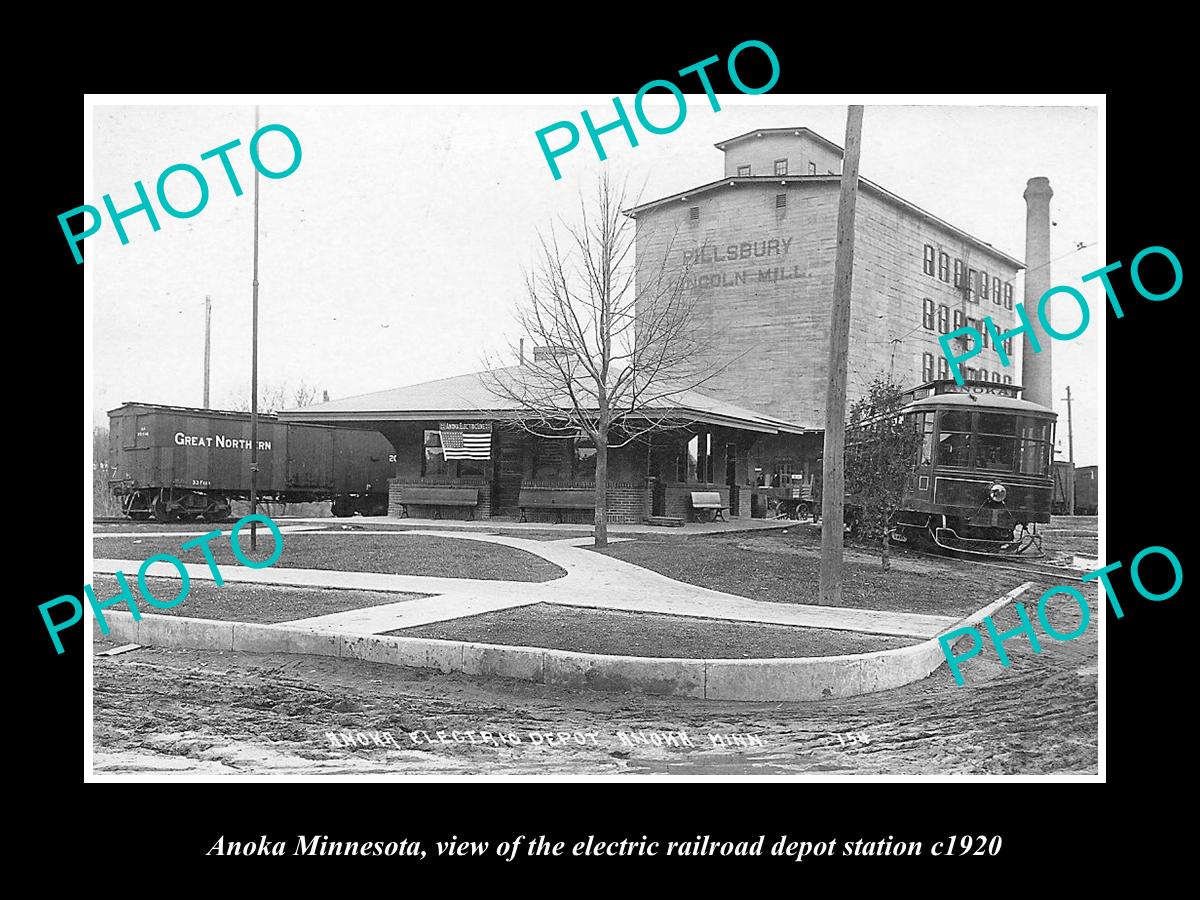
[1074,464,1098,516]
[108,402,395,520]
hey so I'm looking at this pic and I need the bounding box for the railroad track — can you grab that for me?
[899,546,1086,582]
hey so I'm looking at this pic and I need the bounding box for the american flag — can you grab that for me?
[439,424,492,460]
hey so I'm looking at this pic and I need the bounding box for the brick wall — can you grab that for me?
[661,482,729,522]
[388,479,491,520]
[517,481,647,525]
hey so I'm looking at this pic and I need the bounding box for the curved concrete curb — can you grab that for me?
[92,583,1032,702]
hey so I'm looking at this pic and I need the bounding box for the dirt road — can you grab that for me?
[93,591,1098,776]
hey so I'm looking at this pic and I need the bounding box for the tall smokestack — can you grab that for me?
[1022,177,1053,407]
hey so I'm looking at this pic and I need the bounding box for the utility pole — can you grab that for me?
[819,105,864,607]
[203,294,212,409]
[1062,385,1075,515]
[250,106,261,550]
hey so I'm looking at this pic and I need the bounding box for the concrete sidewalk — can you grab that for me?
[94,528,962,639]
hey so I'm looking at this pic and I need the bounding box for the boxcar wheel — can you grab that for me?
[153,498,184,522]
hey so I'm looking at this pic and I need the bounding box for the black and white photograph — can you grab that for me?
[82,95,1104,780]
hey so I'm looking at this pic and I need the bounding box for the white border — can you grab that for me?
[84,92,1105,784]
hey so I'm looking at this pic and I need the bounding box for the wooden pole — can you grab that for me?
[819,105,865,607]
[203,294,212,409]
[1063,384,1075,515]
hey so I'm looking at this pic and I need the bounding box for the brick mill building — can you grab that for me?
[282,126,1027,523]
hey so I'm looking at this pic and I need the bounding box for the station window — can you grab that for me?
[922,298,935,330]
[938,252,950,283]
[572,433,597,480]
[981,325,990,349]
[968,268,979,303]
[774,158,788,175]
[422,430,448,478]
[953,309,964,331]
[689,206,699,221]
[808,161,817,175]
[993,275,1002,304]
[980,269,989,301]
[1004,282,1014,309]
[953,258,964,288]
[923,245,935,276]
[1003,337,1013,356]
[681,432,714,483]
[936,409,973,468]
[922,352,934,382]
[965,367,977,380]
[937,356,949,380]
[937,304,950,334]
[737,165,751,176]
[992,371,1001,383]
[978,367,988,382]
[1003,375,1012,385]
[776,193,787,209]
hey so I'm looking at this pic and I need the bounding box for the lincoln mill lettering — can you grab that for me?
[682,236,799,289]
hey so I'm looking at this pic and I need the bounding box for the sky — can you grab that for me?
[90,98,1100,465]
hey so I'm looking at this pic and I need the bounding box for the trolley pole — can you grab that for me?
[819,105,864,607]
[249,105,261,550]
[203,294,212,409]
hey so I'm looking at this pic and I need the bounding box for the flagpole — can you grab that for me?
[250,104,261,550]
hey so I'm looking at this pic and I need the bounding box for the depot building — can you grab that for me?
[279,355,807,523]
[281,126,1027,523]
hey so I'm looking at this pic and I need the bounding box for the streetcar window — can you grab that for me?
[920,412,934,466]
[936,409,973,467]
[940,409,972,432]
[977,434,1016,472]
[1017,417,1052,476]
[979,412,1017,435]
[937,431,972,467]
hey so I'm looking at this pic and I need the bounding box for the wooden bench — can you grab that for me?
[518,487,594,524]
[690,490,727,523]
[395,486,479,519]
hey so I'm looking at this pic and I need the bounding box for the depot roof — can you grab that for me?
[277,366,805,435]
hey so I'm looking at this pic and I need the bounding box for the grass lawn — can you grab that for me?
[592,528,1053,618]
[92,533,564,582]
[394,603,918,659]
[89,575,425,624]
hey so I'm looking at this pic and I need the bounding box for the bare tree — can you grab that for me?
[483,173,718,546]
[226,379,322,414]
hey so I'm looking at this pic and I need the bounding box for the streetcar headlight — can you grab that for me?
[989,483,1008,503]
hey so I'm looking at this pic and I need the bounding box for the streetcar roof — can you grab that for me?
[900,393,1056,416]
